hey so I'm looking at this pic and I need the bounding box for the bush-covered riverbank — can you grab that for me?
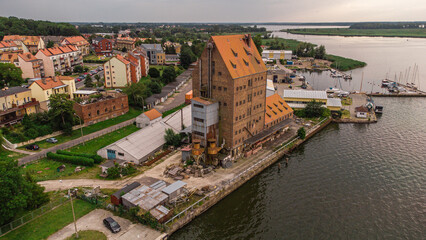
[262,38,366,71]
[283,28,426,38]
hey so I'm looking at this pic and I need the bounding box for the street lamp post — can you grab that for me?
[68,189,79,238]
[74,113,84,145]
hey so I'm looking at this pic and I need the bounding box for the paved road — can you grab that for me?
[47,209,162,240]
[155,78,192,113]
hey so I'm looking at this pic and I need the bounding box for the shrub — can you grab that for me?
[148,68,160,78]
[47,152,94,166]
[24,128,39,139]
[56,150,102,163]
[297,127,306,139]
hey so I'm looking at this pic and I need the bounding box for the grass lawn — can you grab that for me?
[162,103,187,118]
[342,110,351,119]
[19,108,142,150]
[0,149,26,161]
[0,199,96,240]
[341,97,352,106]
[23,125,140,182]
[65,230,107,240]
[262,38,303,51]
[149,65,184,76]
[285,28,426,38]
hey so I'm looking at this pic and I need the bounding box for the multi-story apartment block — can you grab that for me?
[141,44,165,65]
[127,52,143,83]
[131,48,149,77]
[0,41,22,54]
[18,52,45,79]
[192,34,268,154]
[28,76,76,111]
[116,37,136,51]
[61,36,90,56]
[92,37,113,57]
[35,45,82,77]
[103,55,132,88]
[3,35,44,53]
[163,41,182,54]
[0,86,39,126]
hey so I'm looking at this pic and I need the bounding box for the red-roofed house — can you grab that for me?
[93,37,113,57]
[35,45,82,77]
[116,37,136,51]
[18,52,45,78]
[29,76,76,111]
[103,55,132,88]
[61,36,90,55]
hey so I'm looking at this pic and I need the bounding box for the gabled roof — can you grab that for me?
[31,77,66,90]
[38,45,78,56]
[0,41,18,48]
[210,34,267,79]
[18,52,38,62]
[115,54,130,65]
[265,94,293,125]
[283,90,328,100]
[143,109,162,121]
[112,182,141,199]
[141,44,163,52]
[0,53,18,63]
[192,97,215,106]
[63,36,88,46]
[0,86,30,98]
[3,35,25,41]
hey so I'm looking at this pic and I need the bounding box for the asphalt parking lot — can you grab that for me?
[47,209,163,240]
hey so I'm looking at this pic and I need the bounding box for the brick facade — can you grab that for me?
[73,92,129,125]
[192,35,267,151]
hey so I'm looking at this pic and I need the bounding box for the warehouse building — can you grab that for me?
[262,50,293,60]
[97,105,191,164]
[121,185,168,211]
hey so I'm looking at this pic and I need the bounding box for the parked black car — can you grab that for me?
[103,217,121,233]
[25,144,39,150]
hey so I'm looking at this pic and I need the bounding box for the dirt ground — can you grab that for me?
[47,209,163,240]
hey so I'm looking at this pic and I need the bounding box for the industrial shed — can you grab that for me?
[97,105,192,164]
[121,185,168,211]
[136,108,162,128]
[149,205,172,223]
[110,182,141,206]
[161,180,187,201]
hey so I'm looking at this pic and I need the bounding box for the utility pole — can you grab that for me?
[68,189,79,238]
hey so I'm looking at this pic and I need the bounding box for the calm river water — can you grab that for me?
[170,26,426,239]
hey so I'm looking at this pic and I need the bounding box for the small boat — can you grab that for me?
[375,106,384,114]
[326,87,340,93]
[381,79,392,87]
[343,74,352,80]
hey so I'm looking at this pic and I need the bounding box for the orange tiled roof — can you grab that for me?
[0,53,18,63]
[0,41,18,48]
[18,52,38,62]
[38,45,78,56]
[143,109,162,120]
[210,34,267,79]
[264,94,293,125]
[31,77,66,90]
[192,97,215,106]
[23,36,41,46]
[3,35,25,41]
[63,36,88,46]
[116,54,130,65]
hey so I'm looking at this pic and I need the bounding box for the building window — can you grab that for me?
[224,87,227,91]
[224,102,227,106]
[213,85,216,90]
[218,86,222,91]
[236,102,238,107]
[218,72,222,76]
[194,117,204,123]
[194,104,204,109]
[118,152,124,156]
[105,108,108,112]
[235,131,237,135]
[235,117,238,121]
[97,110,100,115]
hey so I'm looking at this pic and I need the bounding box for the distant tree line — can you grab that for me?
[350,22,426,29]
[0,16,80,40]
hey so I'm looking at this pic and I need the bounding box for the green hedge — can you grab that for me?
[83,59,107,64]
[56,150,102,163]
[47,152,94,166]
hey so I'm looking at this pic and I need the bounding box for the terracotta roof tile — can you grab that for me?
[31,77,66,90]
[192,97,215,106]
[143,109,162,121]
[18,52,37,62]
[211,34,267,79]
[116,54,130,65]
[264,94,293,125]
[63,36,88,46]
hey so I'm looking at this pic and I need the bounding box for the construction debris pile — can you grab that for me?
[164,164,214,180]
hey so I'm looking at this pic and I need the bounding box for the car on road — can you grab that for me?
[25,144,39,151]
[103,217,121,233]
[46,137,58,143]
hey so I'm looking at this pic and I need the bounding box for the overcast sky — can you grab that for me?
[1,0,425,23]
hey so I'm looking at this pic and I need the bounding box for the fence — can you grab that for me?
[163,117,329,226]
[0,197,68,237]
[18,118,136,165]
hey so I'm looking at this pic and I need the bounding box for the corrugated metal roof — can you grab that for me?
[150,205,170,221]
[122,185,168,211]
[112,182,141,199]
[162,181,187,195]
[103,105,192,161]
[150,180,166,190]
[327,98,342,107]
[283,90,328,100]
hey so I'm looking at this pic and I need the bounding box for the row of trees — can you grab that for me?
[350,22,426,29]
[0,16,79,40]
